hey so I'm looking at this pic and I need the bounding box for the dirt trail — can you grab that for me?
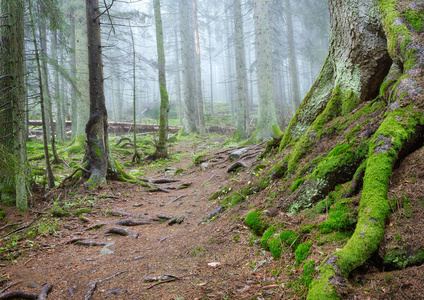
[1,141,281,299]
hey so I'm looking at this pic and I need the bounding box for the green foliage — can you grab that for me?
[192,152,207,165]
[383,248,424,269]
[245,210,268,236]
[295,241,313,266]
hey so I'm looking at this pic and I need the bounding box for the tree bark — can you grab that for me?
[284,0,301,110]
[153,0,169,158]
[268,0,424,299]
[251,0,282,142]
[179,0,198,133]
[0,0,28,210]
[192,0,206,134]
[233,0,249,140]
[85,0,109,187]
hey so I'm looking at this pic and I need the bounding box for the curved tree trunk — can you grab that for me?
[272,0,424,299]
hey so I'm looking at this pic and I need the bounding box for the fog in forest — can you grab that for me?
[24,0,329,136]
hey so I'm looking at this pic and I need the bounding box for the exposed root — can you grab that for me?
[38,284,53,300]
[113,219,154,226]
[0,290,38,299]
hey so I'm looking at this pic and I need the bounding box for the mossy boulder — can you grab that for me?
[261,226,277,250]
[245,210,269,236]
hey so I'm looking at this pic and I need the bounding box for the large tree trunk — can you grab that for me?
[153,0,169,158]
[192,0,206,134]
[0,0,28,210]
[85,0,109,186]
[284,0,301,110]
[179,0,198,133]
[267,0,424,298]
[250,0,282,142]
[233,0,249,140]
[84,0,132,188]
[68,3,90,153]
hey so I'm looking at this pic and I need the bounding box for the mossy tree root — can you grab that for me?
[308,106,424,299]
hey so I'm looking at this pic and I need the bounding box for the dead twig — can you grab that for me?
[1,216,41,241]
[0,281,22,294]
[168,194,187,204]
[59,167,90,188]
[0,223,19,232]
[201,175,216,187]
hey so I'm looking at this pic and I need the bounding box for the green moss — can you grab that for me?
[245,210,269,236]
[291,178,306,193]
[280,230,300,250]
[0,207,5,220]
[404,9,424,33]
[29,153,46,161]
[67,135,86,154]
[301,260,316,288]
[192,152,207,165]
[269,236,283,260]
[51,208,70,217]
[341,90,360,115]
[307,265,339,300]
[114,161,137,183]
[319,200,356,233]
[261,226,277,250]
[73,208,93,216]
[300,224,317,234]
[295,241,313,266]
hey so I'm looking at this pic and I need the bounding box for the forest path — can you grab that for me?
[3,139,276,299]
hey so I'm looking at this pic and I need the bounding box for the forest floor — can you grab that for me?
[0,134,424,299]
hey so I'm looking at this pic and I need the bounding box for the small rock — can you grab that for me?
[27,281,39,289]
[207,261,222,268]
[133,203,143,207]
[106,288,122,295]
[100,243,115,255]
[229,148,247,161]
[201,162,209,171]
